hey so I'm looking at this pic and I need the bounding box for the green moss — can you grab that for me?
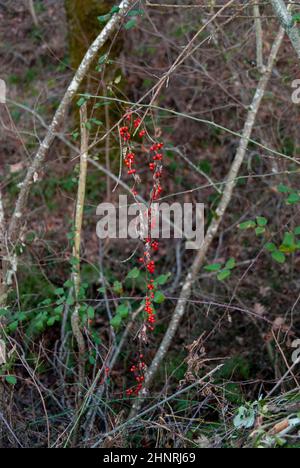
[64,0,118,69]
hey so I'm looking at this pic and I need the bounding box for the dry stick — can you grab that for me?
[130,25,286,418]
[253,2,265,72]
[72,103,89,397]
[8,0,134,242]
[0,188,6,447]
[28,0,39,27]
[270,0,300,60]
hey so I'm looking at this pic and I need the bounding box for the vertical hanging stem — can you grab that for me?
[71,103,88,399]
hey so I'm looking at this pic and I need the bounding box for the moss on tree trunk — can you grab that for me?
[64,0,125,148]
[65,0,116,69]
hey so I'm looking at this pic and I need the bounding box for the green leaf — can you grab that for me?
[110,315,122,329]
[294,226,300,236]
[124,18,137,30]
[47,317,56,327]
[238,220,256,230]
[90,118,103,126]
[87,307,95,320]
[282,232,295,248]
[277,183,291,193]
[154,291,166,304]
[0,308,8,317]
[225,258,236,270]
[113,281,123,295]
[114,75,122,84]
[76,97,86,107]
[54,288,65,296]
[204,263,222,272]
[5,375,17,386]
[217,270,231,281]
[255,226,265,236]
[256,217,268,227]
[287,193,300,204]
[98,54,108,65]
[8,321,19,332]
[54,304,64,314]
[127,9,144,17]
[110,6,120,14]
[265,242,276,253]
[64,279,74,289]
[293,13,300,23]
[97,13,111,23]
[272,250,286,264]
[155,273,171,286]
[116,304,129,319]
[66,296,75,306]
[126,267,140,280]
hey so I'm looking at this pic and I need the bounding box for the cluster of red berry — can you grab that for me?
[119,112,164,397]
[126,355,146,396]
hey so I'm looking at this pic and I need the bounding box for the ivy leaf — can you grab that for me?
[272,250,286,264]
[204,263,222,272]
[154,291,166,304]
[238,220,256,230]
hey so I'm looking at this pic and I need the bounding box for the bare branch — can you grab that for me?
[270,0,300,59]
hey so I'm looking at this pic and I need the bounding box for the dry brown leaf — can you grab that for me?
[269,419,289,435]
[254,303,266,316]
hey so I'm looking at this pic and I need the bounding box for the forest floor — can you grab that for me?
[0,0,300,448]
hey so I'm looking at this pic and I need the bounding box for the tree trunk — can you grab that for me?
[65,0,118,70]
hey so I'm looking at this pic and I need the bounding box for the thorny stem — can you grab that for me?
[129,25,286,417]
